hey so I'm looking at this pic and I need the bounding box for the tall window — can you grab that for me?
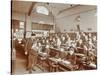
[19,21,24,29]
[19,21,24,38]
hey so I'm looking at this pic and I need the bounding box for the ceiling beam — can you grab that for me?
[28,2,36,16]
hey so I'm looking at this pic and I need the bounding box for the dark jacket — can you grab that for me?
[24,38,34,54]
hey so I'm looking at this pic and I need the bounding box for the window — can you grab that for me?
[19,21,24,29]
[32,23,53,30]
[18,21,25,38]
[36,6,49,15]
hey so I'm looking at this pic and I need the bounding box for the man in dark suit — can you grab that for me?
[24,33,37,73]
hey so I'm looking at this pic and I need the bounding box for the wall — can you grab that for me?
[12,12,25,21]
[55,8,97,32]
[12,12,54,31]
[80,9,97,32]
[31,13,54,25]
[12,5,97,33]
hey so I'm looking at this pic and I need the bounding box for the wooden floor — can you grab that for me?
[13,49,44,75]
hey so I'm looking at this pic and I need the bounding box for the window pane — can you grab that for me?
[20,21,24,28]
[36,6,49,15]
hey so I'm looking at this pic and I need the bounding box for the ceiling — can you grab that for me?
[12,1,32,14]
[12,1,96,18]
[12,1,77,16]
[35,2,78,16]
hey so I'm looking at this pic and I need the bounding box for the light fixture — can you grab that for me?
[16,29,18,32]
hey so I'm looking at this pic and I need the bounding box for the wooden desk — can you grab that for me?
[50,48,61,52]
[48,57,74,71]
[76,47,85,53]
[48,58,61,64]
[49,48,61,57]
[75,53,85,57]
[83,63,96,70]
[58,60,74,71]
[48,57,60,72]
[37,52,49,71]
